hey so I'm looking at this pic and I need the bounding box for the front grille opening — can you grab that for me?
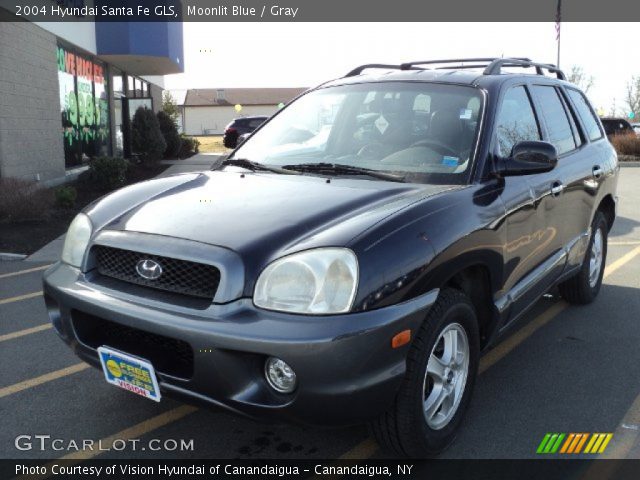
[92,245,220,299]
[72,310,194,379]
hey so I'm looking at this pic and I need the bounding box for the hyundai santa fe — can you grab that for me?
[44,58,618,457]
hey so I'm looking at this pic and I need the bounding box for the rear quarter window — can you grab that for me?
[566,89,603,141]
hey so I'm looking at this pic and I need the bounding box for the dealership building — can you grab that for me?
[0,9,183,184]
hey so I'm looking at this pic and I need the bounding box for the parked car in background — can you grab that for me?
[600,117,634,137]
[223,116,268,148]
[237,132,251,147]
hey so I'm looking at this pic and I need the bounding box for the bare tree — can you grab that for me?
[609,98,618,117]
[567,66,594,94]
[625,76,640,119]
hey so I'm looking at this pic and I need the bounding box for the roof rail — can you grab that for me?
[344,57,566,80]
[344,64,420,77]
[399,57,532,70]
[483,58,566,80]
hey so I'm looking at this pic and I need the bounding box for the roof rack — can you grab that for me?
[344,64,421,77]
[344,57,566,80]
[483,58,566,80]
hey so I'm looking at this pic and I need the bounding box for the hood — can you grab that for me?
[92,170,457,258]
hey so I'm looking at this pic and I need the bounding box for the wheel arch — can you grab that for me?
[440,262,499,350]
[597,194,616,232]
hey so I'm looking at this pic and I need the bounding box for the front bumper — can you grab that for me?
[43,262,437,426]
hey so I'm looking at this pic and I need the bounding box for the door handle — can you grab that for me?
[592,165,603,179]
[550,182,564,196]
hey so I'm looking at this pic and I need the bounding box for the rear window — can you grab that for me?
[566,89,603,141]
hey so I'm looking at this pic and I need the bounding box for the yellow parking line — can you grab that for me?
[0,291,42,305]
[0,363,89,399]
[581,396,640,480]
[338,438,378,459]
[600,394,640,459]
[0,264,52,279]
[0,323,51,342]
[604,245,640,277]
[479,300,568,374]
[609,240,640,246]
[18,405,198,480]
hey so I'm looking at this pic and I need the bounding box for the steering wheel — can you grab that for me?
[356,142,385,157]
[410,139,458,157]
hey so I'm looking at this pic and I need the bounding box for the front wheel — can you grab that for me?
[558,211,608,304]
[371,289,480,457]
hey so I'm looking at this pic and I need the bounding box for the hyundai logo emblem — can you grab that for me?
[135,259,163,280]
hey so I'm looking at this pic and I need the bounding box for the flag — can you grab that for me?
[555,0,562,40]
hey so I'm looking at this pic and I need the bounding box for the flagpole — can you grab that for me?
[556,0,562,67]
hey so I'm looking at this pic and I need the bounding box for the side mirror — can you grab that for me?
[495,141,558,176]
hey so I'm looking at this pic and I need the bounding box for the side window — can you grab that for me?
[531,85,577,155]
[567,89,604,141]
[495,86,541,157]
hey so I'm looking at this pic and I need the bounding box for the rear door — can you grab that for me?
[528,84,593,271]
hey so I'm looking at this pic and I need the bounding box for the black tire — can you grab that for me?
[558,211,608,305]
[370,288,480,457]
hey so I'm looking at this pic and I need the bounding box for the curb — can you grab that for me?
[620,162,640,167]
[0,252,28,261]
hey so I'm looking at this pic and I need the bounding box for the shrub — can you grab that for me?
[131,106,166,163]
[610,132,640,156]
[55,185,77,208]
[157,111,182,159]
[82,156,129,191]
[178,135,200,158]
[0,178,54,223]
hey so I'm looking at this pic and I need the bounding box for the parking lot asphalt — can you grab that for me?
[1,167,639,462]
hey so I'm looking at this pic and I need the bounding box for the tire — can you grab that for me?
[370,288,480,457]
[558,211,608,305]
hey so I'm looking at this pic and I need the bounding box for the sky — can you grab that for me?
[164,22,637,115]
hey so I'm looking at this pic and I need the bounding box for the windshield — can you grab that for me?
[232,82,483,184]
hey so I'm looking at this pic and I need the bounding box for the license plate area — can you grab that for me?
[98,346,161,402]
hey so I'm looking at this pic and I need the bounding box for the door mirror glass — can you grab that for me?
[496,141,558,176]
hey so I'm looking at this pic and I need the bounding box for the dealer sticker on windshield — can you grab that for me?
[97,346,161,402]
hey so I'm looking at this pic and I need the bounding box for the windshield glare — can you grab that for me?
[232,82,483,184]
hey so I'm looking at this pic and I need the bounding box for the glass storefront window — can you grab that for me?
[113,72,124,97]
[128,76,135,96]
[57,45,111,167]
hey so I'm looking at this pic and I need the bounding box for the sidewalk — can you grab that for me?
[25,154,223,263]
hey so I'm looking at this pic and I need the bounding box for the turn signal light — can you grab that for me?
[391,330,411,349]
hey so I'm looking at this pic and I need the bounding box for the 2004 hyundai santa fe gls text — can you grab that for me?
[44,58,618,457]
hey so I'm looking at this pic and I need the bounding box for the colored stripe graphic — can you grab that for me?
[538,433,613,454]
[537,433,565,453]
[584,433,613,453]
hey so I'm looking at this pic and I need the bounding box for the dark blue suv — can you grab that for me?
[44,58,617,457]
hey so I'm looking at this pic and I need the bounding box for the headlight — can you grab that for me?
[61,213,92,268]
[254,248,358,314]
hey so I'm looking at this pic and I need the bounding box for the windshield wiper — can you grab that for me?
[219,158,299,175]
[282,163,406,182]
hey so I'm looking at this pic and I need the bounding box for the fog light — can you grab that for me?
[264,357,297,393]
